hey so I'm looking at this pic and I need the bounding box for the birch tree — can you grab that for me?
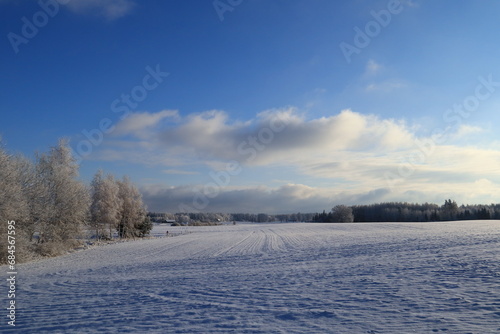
[90,170,121,239]
[35,139,90,246]
[15,155,44,241]
[116,176,146,238]
[0,144,28,224]
[332,205,354,223]
[0,143,29,262]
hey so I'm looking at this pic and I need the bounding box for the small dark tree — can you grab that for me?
[136,216,153,237]
[477,207,491,220]
[441,199,458,221]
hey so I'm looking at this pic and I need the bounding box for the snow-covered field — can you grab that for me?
[3,221,500,333]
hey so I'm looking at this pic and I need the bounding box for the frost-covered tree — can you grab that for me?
[15,155,45,241]
[90,170,121,240]
[116,176,147,238]
[35,139,90,246]
[0,143,29,224]
[0,142,30,262]
[177,214,191,225]
[332,205,354,223]
[0,138,155,263]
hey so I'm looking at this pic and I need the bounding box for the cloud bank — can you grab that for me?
[89,108,500,213]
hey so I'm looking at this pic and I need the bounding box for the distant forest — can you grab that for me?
[313,200,499,223]
[150,199,500,225]
[148,212,317,224]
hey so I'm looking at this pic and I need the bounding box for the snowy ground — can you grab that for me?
[2,221,500,333]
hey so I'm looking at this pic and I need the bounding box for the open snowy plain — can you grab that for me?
[3,221,499,333]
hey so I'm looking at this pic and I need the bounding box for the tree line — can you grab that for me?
[313,200,500,223]
[148,212,317,224]
[0,139,151,264]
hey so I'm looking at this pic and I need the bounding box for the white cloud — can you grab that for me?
[0,0,136,19]
[163,169,199,175]
[64,0,136,20]
[360,60,409,93]
[365,59,382,76]
[99,108,417,167]
[112,110,179,138]
[365,79,407,92]
[453,124,485,139]
[400,0,420,8]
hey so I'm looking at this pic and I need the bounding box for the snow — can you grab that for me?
[3,221,500,333]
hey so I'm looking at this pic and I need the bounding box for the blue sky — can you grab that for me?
[2,0,500,213]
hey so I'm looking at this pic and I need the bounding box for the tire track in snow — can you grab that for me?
[3,221,500,334]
